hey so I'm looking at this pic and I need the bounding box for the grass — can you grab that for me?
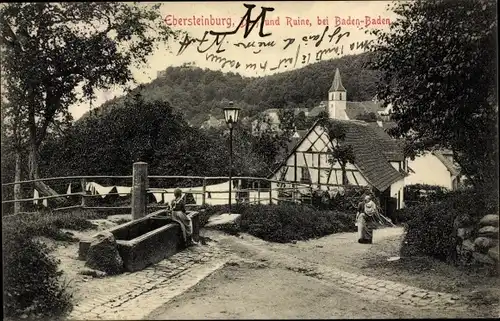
[2,208,104,242]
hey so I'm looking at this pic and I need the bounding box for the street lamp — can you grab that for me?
[223,101,240,214]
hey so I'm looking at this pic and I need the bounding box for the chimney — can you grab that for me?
[377,120,383,128]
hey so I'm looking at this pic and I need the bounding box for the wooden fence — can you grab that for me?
[2,162,360,218]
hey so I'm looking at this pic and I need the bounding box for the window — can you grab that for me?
[339,93,342,100]
[301,167,311,183]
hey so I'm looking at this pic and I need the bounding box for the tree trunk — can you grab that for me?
[341,165,348,185]
[13,150,22,214]
[28,141,67,206]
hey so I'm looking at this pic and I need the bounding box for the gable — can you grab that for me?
[433,151,460,176]
[270,119,404,191]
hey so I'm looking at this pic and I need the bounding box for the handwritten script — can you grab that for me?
[174,3,375,74]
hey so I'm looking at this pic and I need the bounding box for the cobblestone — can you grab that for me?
[66,243,227,320]
[215,233,466,311]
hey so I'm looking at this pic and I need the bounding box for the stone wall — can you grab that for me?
[456,214,499,268]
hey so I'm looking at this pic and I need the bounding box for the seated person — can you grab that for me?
[170,188,198,246]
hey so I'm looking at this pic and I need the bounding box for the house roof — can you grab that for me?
[308,105,326,117]
[345,101,385,119]
[307,101,387,120]
[433,151,460,176]
[380,121,397,131]
[342,120,404,191]
[329,68,346,92]
[293,108,309,116]
[271,119,404,191]
[366,123,405,161]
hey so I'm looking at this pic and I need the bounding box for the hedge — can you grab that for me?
[2,209,102,319]
[400,188,498,261]
[3,228,73,318]
[201,203,357,243]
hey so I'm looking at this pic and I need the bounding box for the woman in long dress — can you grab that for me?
[357,195,378,244]
[170,188,198,246]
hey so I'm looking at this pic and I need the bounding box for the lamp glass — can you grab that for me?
[223,106,240,124]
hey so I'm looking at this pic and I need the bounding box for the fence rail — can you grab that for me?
[2,162,363,218]
[1,176,133,187]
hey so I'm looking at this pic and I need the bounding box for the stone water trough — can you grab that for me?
[79,210,200,272]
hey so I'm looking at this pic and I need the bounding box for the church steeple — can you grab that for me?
[329,68,346,92]
[328,68,348,120]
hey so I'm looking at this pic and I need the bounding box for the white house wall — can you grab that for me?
[406,152,452,189]
[389,179,405,209]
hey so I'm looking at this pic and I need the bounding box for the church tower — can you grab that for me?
[328,68,348,120]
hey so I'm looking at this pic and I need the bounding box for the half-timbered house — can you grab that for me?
[269,68,407,215]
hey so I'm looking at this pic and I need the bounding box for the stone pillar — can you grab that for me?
[131,162,148,220]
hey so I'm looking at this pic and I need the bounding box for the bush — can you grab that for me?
[394,207,415,224]
[2,208,105,318]
[401,188,498,261]
[404,184,449,207]
[198,203,356,243]
[3,229,72,318]
[239,203,356,243]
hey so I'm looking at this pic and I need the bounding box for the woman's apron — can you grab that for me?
[358,213,375,241]
[171,210,192,243]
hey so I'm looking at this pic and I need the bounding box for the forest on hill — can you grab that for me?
[83,52,381,127]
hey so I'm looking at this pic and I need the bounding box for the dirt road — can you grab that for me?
[148,264,424,319]
[147,227,498,319]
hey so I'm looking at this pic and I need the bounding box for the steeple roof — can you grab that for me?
[329,68,346,92]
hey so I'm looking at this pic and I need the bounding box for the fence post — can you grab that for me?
[80,179,86,208]
[269,183,273,205]
[202,178,207,206]
[257,180,261,205]
[132,162,148,220]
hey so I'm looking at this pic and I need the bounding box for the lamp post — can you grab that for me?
[223,101,240,214]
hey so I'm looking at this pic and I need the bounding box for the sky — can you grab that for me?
[69,1,399,120]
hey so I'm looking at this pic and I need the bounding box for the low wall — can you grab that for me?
[455,214,499,268]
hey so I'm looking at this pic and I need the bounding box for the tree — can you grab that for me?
[278,105,296,133]
[40,95,192,177]
[319,119,355,185]
[1,99,29,212]
[1,3,177,202]
[369,0,497,189]
[295,111,307,129]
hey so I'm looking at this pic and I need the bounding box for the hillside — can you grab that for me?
[81,52,382,127]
